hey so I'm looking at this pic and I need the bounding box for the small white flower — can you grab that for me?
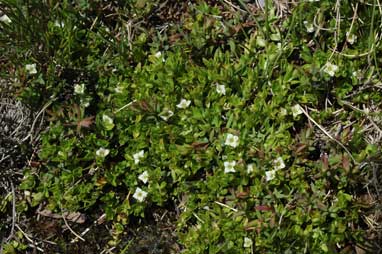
[154,51,162,58]
[102,114,113,125]
[54,20,64,28]
[323,62,338,77]
[133,187,148,202]
[96,147,110,158]
[114,86,123,93]
[224,160,236,173]
[133,150,145,164]
[291,104,303,117]
[138,171,149,184]
[216,83,226,95]
[223,103,231,110]
[247,164,254,173]
[352,70,363,80]
[273,157,286,170]
[0,14,11,24]
[265,169,277,181]
[276,42,282,50]
[243,237,253,248]
[81,98,90,107]
[74,83,85,94]
[159,109,174,121]
[280,108,288,116]
[346,32,356,45]
[225,133,239,148]
[303,21,314,33]
[176,98,191,109]
[256,37,266,47]
[25,64,37,75]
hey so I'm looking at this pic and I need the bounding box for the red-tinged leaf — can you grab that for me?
[295,143,307,154]
[77,116,95,128]
[169,33,183,43]
[191,142,209,150]
[139,100,150,111]
[321,152,329,171]
[257,149,265,159]
[236,191,249,199]
[254,205,273,211]
[342,155,350,172]
[30,161,42,167]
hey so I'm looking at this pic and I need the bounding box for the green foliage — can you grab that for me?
[1,0,381,252]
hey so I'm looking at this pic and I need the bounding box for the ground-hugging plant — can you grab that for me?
[1,0,382,253]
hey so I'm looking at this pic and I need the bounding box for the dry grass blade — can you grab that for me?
[298,105,357,164]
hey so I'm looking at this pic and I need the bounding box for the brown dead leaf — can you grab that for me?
[191,142,209,150]
[169,33,183,43]
[342,154,350,172]
[236,191,249,199]
[77,116,95,129]
[96,177,107,187]
[29,161,42,168]
[254,205,273,211]
[295,143,307,154]
[321,152,329,171]
[38,209,86,224]
[355,245,367,254]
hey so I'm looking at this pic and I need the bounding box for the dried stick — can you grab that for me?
[6,182,16,242]
[299,105,357,164]
[62,214,85,242]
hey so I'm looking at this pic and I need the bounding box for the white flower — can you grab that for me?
[25,64,37,74]
[247,164,254,173]
[291,104,303,117]
[225,133,239,148]
[159,109,174,121]
[216,83,226,95]
[114,86,123,93]
[133,150,145,164]
[133,187,148,202]
[265,169,277,181]
[0,14,11,24]
[102,114,113,124]
[176,99,191,109]
[280,108,288,116]
[352,70,363,80]
[74,83,85,94]
[138,171,149,184]
[224,161,236,173]
[154,51,162,58]
[346,32,356,45]
[243,237,253,248]
[96,147,110,158]
[81,98,90,107]
[303,21,314,33]
[273,157,286,170]
[256,37,266,47]
[54,20,64,28]
[323,62,338,77]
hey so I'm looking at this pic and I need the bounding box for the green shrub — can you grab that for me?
[2,0,381,253]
